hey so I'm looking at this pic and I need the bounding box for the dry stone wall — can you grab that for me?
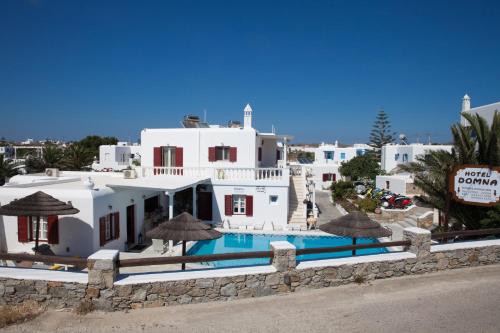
[1,228,499,311]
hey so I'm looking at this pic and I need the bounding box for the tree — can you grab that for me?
[78,135,118,158]
[0,155,17,186]
[24,144,64,173]
[62,143,94,171]
[401,112,500,230]
[369,109,396,158]
[339,155,381,181]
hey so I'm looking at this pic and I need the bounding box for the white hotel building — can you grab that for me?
[0,105,307,257]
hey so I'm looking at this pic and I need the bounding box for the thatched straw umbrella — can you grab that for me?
[0,191,79,253]
[146,212,222,270]
[319,211,392,256]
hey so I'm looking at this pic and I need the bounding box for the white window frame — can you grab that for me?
[216,146,230,161]
[162,146,176,167]
[232,195,246,215]
[31,216,48,241]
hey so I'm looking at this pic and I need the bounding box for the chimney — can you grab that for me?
[244,104,252,128]
[462,94,471,112]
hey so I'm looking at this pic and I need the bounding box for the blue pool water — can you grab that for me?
[187,233,388,268]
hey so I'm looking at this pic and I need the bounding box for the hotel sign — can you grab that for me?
[450,165,500,206]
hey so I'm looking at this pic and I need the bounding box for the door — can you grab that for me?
[126,204,135,244]
[197,192,212,221]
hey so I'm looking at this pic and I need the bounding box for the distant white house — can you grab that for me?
[296,142,372,189]
[381,143,453,173]
[460,94,499,127]
[92,142,141,171]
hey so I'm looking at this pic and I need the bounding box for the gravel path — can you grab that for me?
[315,190,343,225]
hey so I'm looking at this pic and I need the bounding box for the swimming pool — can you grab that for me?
[187,233,388,268]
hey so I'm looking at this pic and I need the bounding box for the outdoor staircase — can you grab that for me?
[399,214,418,228]
[288,175,307,227]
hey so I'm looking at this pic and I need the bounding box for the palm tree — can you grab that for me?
[62,143,93,171]
[0,155,18,186]
[24,144,64,173]
[402,112,500,230]
[42,144,64,168]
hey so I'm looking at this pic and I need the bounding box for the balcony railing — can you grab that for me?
[142,167,288,181]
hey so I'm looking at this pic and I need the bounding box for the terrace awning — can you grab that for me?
[104,175,210,192]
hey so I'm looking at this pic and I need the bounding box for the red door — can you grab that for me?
[197,192,213,221]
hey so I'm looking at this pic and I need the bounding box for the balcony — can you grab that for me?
[142,167,289,184]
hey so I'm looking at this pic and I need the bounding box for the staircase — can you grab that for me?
[288,175,307,227]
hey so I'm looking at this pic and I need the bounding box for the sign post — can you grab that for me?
[449,165,500,207]
[443,165,500,237]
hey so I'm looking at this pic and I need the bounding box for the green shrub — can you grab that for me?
[331,180,356,201]
[358,197,378,213]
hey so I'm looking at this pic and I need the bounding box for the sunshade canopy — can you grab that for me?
[319,211,392,238]
[0,191,80,216]
[146,212,222,241]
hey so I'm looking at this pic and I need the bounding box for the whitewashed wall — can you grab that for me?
[211,184,289,228]
[381,144,453,173]
[141,128,261,169]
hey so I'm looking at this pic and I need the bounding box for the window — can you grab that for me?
[402,153,408,162]
[31,216,48,241]
[356,149,364,157]
[232,195,246,215]
[269,195,278,205]
[395,153,400,161]
[215,146,230,161]
[340,152,346,160]
[324,151,334,160]
[105,215,113,241]
[162,146,176,167]
[385,181,390,189]
[322,173,336,181]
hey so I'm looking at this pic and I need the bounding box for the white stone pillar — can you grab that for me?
[192,186,197,218]
[166,192,174,220]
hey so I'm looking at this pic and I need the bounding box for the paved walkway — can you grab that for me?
[8,265,500,333]
[315,190,343,225]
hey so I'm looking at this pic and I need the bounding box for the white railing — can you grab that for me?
[142,167,288,182]
[289,165,303,176]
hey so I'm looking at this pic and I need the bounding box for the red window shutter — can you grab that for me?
[208,147,216,162]
[153,147,162,167]
[175,147,183,167]
[17,216,29,242]
[258,147,262,162]
[333,173,337,182]
[224,195,233,216]
[246,195,253,217]
[47,215,59,244]
[229,147,237,162]
[322,173,328,182]
[99,217,106,246]
[113,212,120,239]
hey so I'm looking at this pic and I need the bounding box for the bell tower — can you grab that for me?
[461,94,471,126]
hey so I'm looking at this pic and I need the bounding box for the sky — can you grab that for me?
[1,0,499,144]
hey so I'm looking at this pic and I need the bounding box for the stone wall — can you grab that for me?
[0,279,86,308]
[1,228,500,311]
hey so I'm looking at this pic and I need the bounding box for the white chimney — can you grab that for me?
[244,104,252,129]
[462,94,471,112]
[461,94,471,126]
